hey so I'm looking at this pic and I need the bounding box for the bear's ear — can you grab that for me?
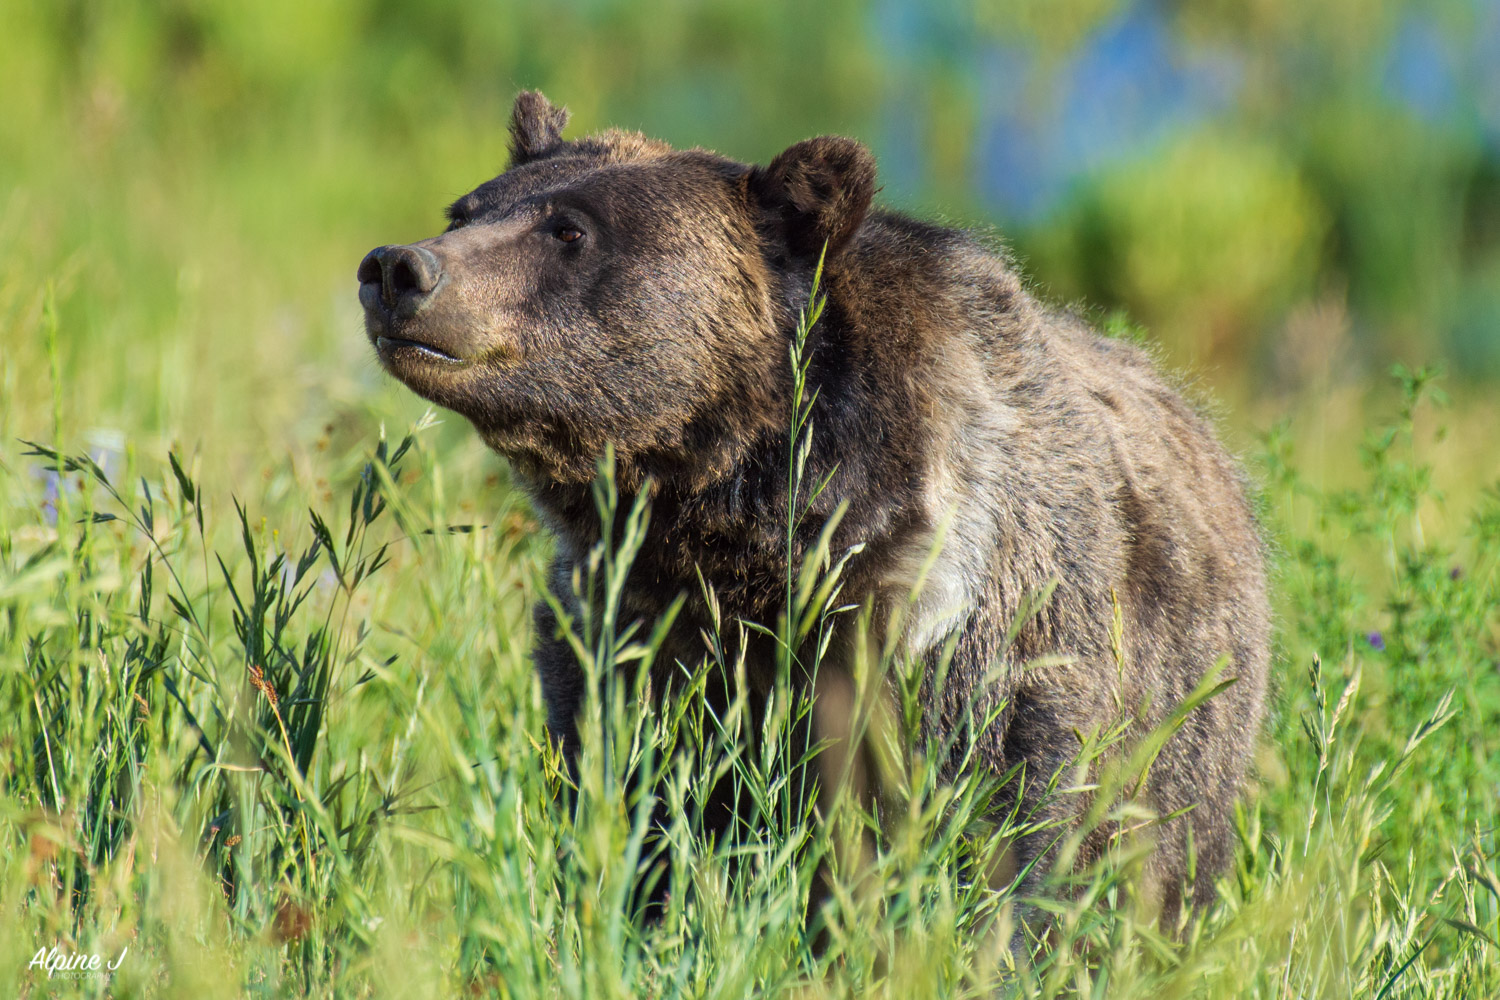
[749,136,876,259]
[508,91,569,166]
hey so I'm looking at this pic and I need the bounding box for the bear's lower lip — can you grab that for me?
[375,336,465,366]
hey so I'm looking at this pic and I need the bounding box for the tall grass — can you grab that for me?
[3,236,1499,1000]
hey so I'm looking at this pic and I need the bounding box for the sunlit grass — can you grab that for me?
[3,272,1499,998]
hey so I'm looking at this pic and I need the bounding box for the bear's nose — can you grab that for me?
[357,245,443,315]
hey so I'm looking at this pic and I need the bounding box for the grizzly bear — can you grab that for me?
[357,91,1270,925]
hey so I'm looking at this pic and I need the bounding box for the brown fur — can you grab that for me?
[357,92,1271,924]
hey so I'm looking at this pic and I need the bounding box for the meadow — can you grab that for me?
[3,2,1500,997]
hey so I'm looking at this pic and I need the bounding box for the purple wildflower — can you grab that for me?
[1366,631,1385,652]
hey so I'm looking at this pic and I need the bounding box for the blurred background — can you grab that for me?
[2,0,1497,508]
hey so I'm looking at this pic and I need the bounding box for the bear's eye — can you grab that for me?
[555,227,584,243]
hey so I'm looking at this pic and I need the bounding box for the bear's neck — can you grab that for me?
[519,280,936,628]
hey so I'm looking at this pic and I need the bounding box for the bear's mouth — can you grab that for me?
[375,335,466,367]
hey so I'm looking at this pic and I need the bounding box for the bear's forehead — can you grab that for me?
[449,142,746,225]
[454,156,596,214]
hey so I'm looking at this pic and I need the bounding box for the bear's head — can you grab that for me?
[358,91,876,487]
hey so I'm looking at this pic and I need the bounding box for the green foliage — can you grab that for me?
[1033,131,1326,361]
[3,352,1498,998]
[1263,366,1500,880]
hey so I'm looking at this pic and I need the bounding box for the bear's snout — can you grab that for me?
[358,245,442,315]
[358,243,477,370]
